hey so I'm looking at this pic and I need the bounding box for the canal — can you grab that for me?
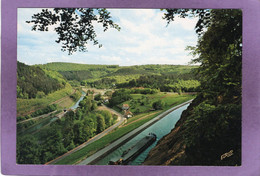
[70,91,86,110]
[95,103,189,165]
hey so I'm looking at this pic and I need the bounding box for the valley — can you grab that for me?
[16,62,197,165]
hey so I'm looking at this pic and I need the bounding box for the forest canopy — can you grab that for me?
[17,61,66,99]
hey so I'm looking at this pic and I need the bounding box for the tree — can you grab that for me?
[17,136,41,164]
[27,8,120,54]
[152,100,165,110]
[162,9,242,165]
[94,93,102,101]
[101,110,113,128]
[96,114,106,133]
[73,122,84,144]
[162,9,211,36]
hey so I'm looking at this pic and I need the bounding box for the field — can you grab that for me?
[113,92,195,114]
[17,84,74,117]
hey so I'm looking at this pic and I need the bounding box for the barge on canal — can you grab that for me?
[109,133,157,165]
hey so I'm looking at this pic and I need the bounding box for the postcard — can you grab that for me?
[1,0,260,176]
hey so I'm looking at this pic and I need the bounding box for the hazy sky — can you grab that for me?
[17,8,198,66]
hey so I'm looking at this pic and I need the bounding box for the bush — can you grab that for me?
[152,100,165,110]
[94,93,102,101]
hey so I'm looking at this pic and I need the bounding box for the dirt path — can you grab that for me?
[123,111,159,127]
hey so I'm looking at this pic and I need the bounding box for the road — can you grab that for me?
[17,110,58,124]
[77,99,193,165]
[45,104,126,165]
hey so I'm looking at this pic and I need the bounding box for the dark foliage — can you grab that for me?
[152,100,165,110]
[59,70,93,81]
[117,73,200,92]
[109,89,132,107]
[17,104,58,122]
[17,96,115,164]
[163,9,242,165]
[17,62,65,99]
[26,8,120,54]
[87,78,117,89]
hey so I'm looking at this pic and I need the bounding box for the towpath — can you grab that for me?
[77,99,193,165]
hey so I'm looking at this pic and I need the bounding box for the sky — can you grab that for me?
[17,8,198,66]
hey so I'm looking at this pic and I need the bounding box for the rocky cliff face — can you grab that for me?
[143,100,195,165]
[143,95,241,166]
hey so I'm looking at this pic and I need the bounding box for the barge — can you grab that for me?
[109,133,157,165]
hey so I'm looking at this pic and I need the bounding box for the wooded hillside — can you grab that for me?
[17,61,66,99]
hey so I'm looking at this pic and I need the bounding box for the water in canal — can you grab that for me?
[70,91,86,110]
[95,104,190,165]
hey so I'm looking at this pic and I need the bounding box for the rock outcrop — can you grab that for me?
[143,100,194,165]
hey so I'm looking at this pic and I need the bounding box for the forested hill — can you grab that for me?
[38,62,197,75]
[37,62,199,91]
[17,61,66,99]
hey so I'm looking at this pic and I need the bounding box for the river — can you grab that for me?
[95,104,189,165]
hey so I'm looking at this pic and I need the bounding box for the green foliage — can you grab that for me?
[17,84,73,117]
[39,62,199,90]
[17,136,41,164]
[164,9,242,165]
[55,111,163,165]
[27,8,120,54]
[112,92,195,115]
[104,90,113,97]
[17,93,116,164]
[109,89,132,107]
[17,104,57,122]
[183,101,241,165]
[70,90,82,101]
[152,100,165,110]
[118,74,200,92]
[17,61,65,99]
[94,93,102,101]
[129,88,159,94]
[38,62,119,72]
[87,78,117,89]
[54,95,195,165]
[96,114,106,133]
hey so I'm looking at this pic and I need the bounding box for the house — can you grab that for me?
[122,104,130,111]
[125,110,133,118]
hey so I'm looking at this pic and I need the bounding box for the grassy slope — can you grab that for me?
[37,62,119,71]
[54,93,195,165]
[17,84,73,116]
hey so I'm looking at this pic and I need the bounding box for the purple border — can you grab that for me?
[2,0,260,175]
